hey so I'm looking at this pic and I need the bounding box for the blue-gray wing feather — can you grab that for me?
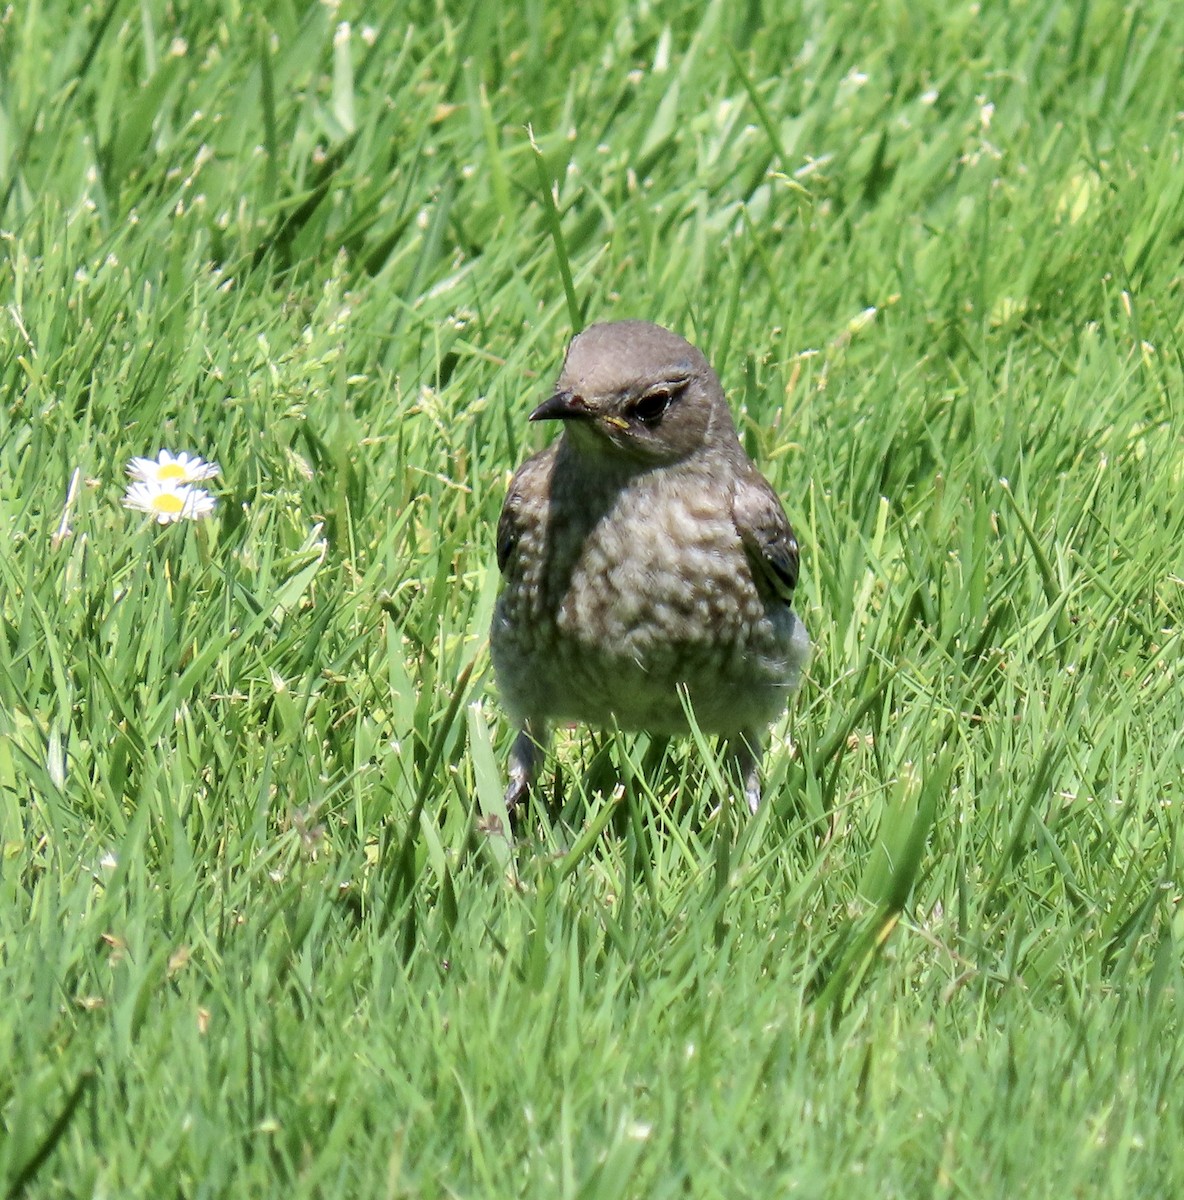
[731,469,800,605]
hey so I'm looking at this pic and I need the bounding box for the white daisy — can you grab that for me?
[126,449,220,485]
[123,480,217,524]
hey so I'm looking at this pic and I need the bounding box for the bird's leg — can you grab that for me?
[504,720,549,812]
[725,731,764,814]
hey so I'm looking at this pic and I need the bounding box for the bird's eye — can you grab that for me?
[628,383,683,427]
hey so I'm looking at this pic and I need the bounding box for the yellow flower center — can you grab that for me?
[153,492,185,514]
[157,463,187,480]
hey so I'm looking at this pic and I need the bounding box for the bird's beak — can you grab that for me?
[529,391,590,422]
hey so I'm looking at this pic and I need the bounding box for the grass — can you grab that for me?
[1,0,1182,1194]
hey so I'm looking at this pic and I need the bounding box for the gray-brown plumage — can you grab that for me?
[491,320,810,813]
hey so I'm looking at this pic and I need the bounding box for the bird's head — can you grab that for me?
[530,321,736,466]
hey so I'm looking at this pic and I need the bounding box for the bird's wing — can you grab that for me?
[731,467,800,605]
[496,449,553,574]
[496,483,525,574]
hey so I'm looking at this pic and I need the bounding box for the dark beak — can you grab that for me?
[529,391,589,422]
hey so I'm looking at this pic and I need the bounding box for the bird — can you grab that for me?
[490,319,810,814]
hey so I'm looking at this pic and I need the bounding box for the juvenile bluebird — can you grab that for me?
[490,320,809,813]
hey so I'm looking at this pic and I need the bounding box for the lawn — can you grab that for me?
[1,0,1182,1195]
